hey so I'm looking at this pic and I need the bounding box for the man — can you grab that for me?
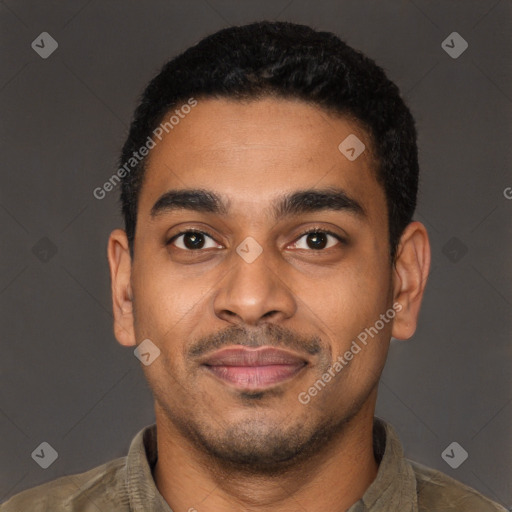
[1,20,506,512]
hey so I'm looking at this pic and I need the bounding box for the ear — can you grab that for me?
[107,229,137,347]
[391,221,431,340]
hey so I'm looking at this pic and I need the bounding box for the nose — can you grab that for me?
[213,241,297,327]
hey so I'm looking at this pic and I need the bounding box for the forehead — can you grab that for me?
[138,97,385,223]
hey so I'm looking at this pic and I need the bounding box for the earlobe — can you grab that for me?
[107,229,137,347]
[391,221,431,341]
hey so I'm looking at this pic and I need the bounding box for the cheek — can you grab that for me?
[296,255,393,378]
[304,254,389,324]
[131,262,206,339]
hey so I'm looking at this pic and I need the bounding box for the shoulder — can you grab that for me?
[409,459,508,512]
[0,456,128,512]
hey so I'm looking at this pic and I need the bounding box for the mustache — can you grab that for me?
[188,323,323,359]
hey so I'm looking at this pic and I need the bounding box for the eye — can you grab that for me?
[290,229,344,250]
[168,230,222,250]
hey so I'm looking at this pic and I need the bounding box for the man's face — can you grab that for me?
[123,98,398,469]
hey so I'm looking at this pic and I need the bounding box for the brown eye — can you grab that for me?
[291,230,342,251]
[168,231,221,250]
[306,232,328,249]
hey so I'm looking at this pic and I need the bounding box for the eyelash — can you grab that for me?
[166,228,346,251]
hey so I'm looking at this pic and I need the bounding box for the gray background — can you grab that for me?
[1,0,511,508]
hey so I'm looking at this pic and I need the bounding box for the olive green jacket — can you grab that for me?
[1,417,507,511]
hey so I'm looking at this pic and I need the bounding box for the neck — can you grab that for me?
[153,396,379,512]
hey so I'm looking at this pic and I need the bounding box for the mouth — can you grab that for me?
[200,346,308,391]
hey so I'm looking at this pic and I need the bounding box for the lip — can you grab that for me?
[201,346,308,390]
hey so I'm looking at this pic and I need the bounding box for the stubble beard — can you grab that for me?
[154,380,376,477]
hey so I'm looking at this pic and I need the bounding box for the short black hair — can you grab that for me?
[119,20,418,262]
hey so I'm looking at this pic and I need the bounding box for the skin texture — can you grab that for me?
[107,97,431,512]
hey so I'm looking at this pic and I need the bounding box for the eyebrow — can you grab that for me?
[150,187,366,221]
